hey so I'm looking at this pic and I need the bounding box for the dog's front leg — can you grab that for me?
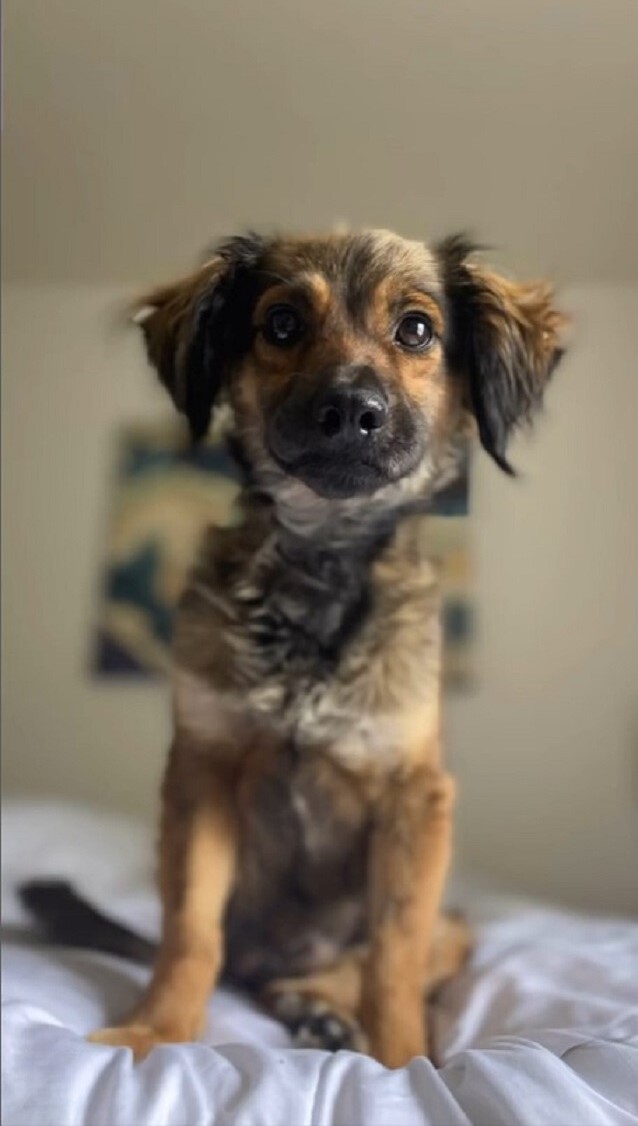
[90,741,239,1058]
[361,759,455,1069]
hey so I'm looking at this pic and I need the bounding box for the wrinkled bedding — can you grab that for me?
[2,800,637,1125]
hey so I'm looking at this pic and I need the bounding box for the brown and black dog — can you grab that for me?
[20,229,567,1068]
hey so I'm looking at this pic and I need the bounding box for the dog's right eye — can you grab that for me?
[262,304,305,347]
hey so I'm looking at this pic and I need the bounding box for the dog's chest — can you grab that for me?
[228,539,379,737]
[245,539,367,662]
[175,519,439,764]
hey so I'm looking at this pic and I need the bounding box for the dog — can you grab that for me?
[20,228,566,1069]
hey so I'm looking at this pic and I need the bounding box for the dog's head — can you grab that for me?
[133,229,567,512]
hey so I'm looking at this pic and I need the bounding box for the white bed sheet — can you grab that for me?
[2,799,637,1126]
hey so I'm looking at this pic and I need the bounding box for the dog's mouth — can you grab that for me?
[271,447,394,499]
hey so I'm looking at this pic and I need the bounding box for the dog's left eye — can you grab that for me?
[394,313,434,351]
[262,304,305,347]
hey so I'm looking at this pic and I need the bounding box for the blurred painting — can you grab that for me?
[92,424,474,689]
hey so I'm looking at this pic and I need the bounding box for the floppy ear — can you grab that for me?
[131,234,265,440]
[437,235,569,473]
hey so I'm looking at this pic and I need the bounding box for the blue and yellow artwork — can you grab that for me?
[93,424,474,689]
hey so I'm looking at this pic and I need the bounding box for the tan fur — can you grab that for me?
[264,912,470,1016]
[91,745,240,1055]
[95,229,566,1067]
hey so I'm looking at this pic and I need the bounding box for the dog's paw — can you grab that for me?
[88,1024,176,1060]
[269,992,369,1053]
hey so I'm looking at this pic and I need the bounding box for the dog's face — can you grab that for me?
[235,234,455,502]
[135,229,567,510]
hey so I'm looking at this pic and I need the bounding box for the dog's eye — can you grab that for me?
[394,313,434,351]
[262,304,305,347]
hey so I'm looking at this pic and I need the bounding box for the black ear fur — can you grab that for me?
[134,232,266,441]
[437,234,566,474]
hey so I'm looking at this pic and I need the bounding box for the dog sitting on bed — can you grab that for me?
[20,228,566,1069]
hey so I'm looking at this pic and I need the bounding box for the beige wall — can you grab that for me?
[4,0,638,286]
[2,282,637,914]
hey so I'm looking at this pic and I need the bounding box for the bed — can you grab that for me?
[2,799,637,1126]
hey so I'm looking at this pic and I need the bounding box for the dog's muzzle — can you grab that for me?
[267,365,424,499]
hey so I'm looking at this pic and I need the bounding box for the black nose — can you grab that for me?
[313,375,388,442]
